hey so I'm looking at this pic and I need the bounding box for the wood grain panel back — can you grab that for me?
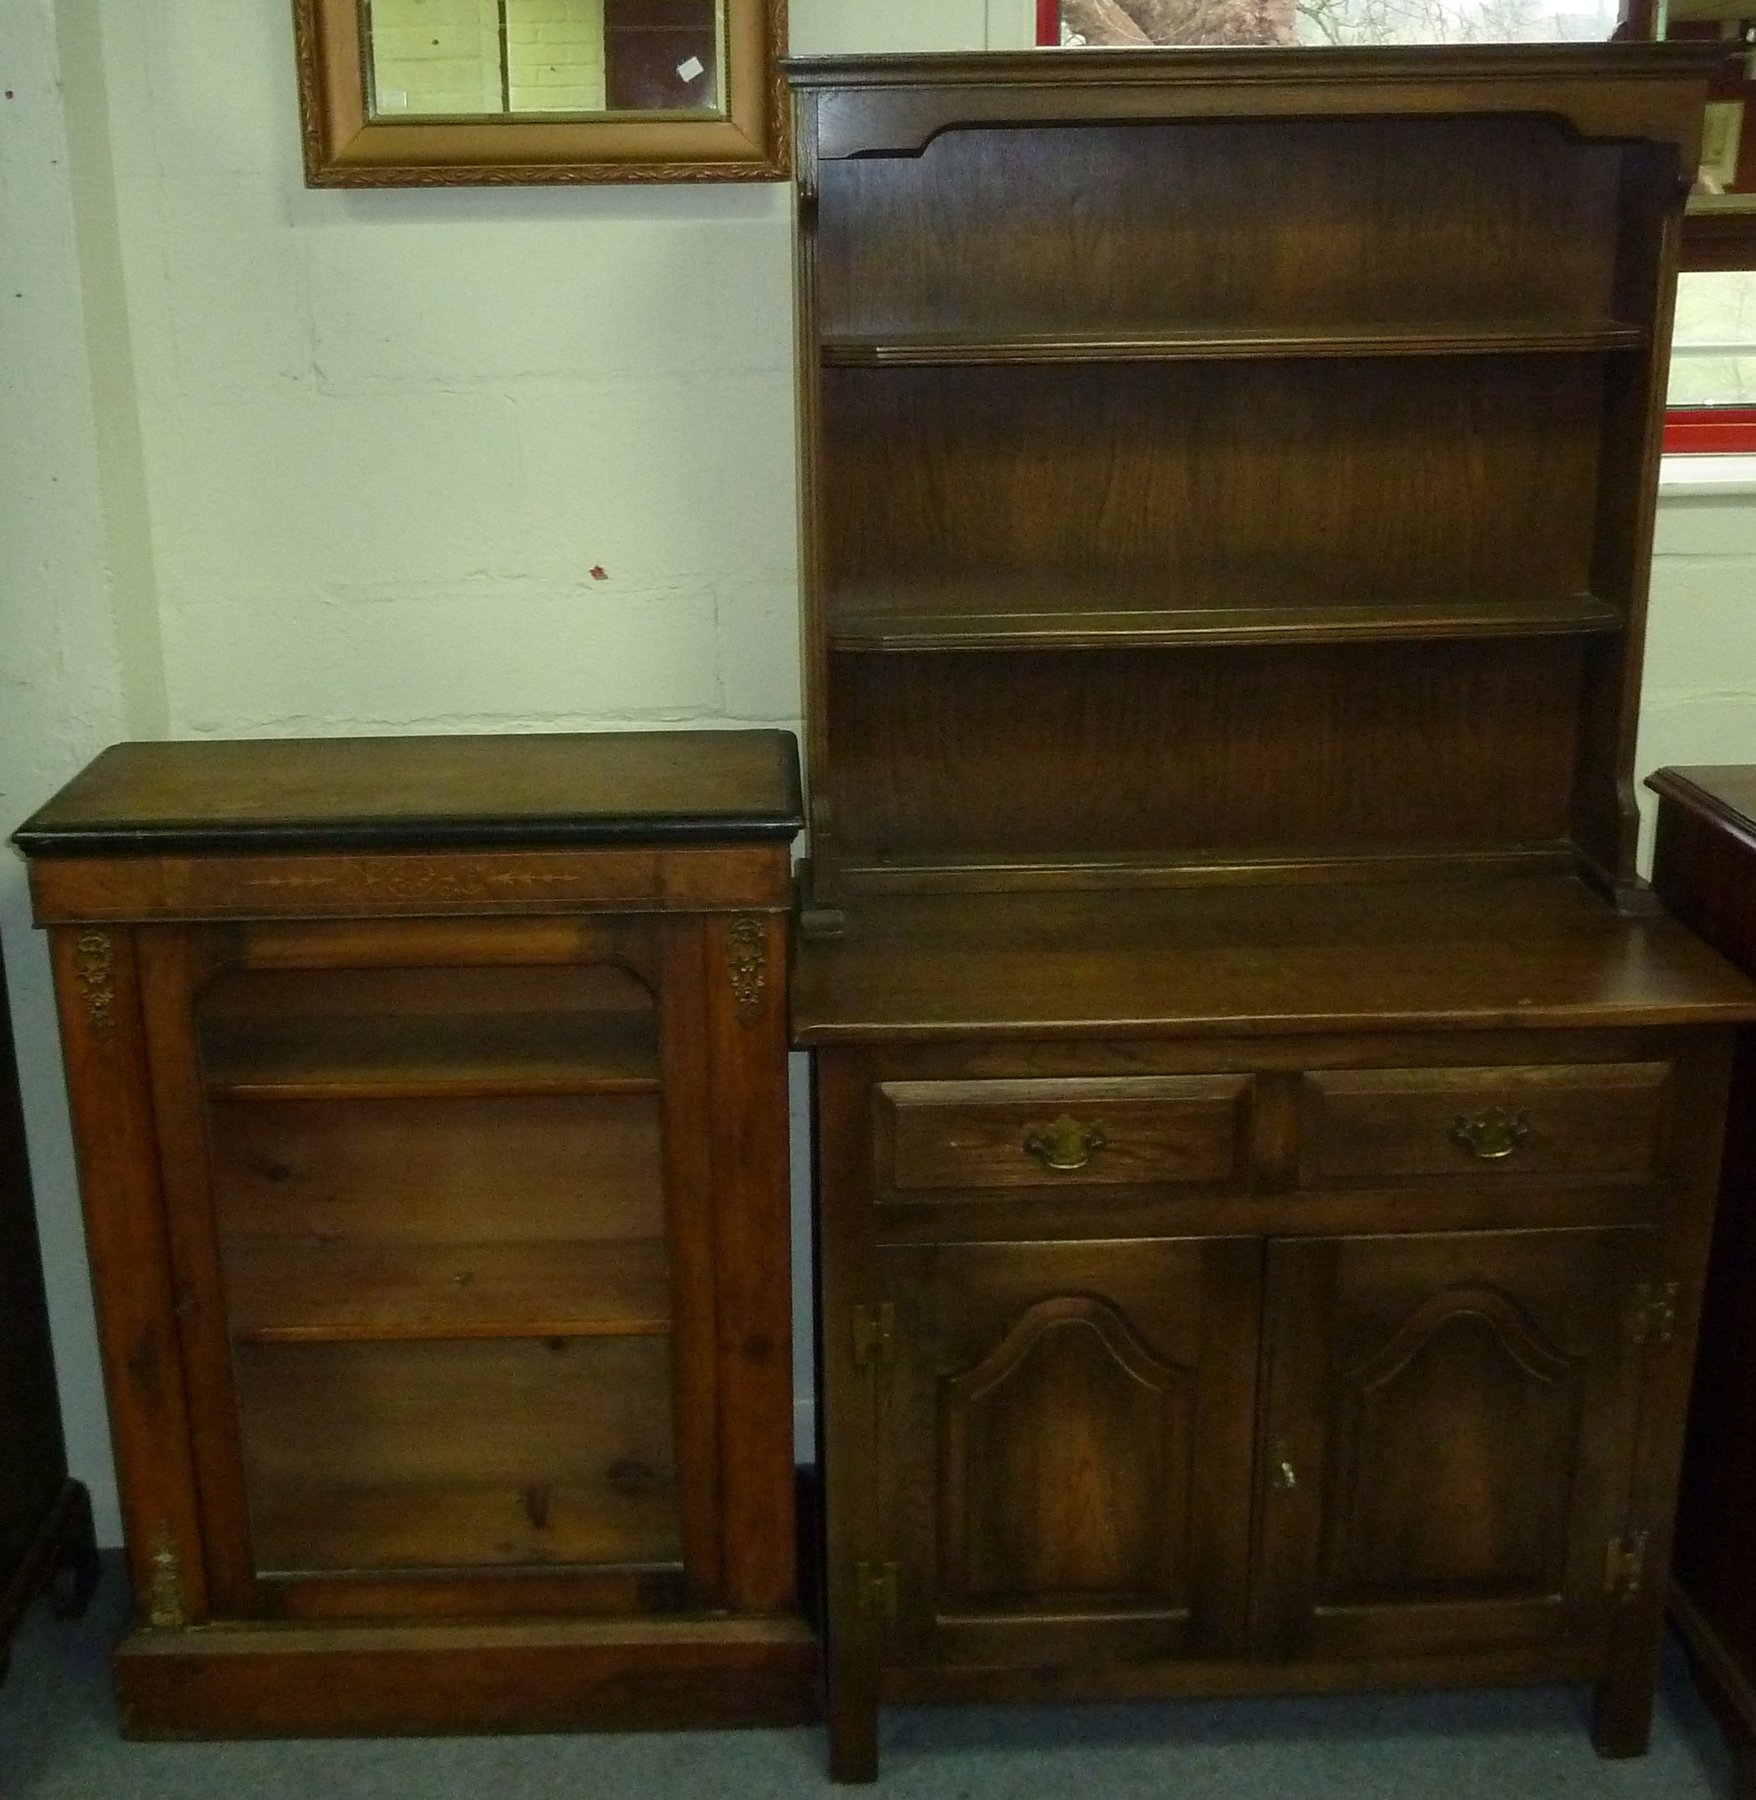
[821,358,1605,610]
[828,640,1582,867]
[814,118,1624,338]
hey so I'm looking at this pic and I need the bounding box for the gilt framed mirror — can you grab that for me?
[292,0,789,185]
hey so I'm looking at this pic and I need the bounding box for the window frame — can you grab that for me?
[1665,407,1756,454]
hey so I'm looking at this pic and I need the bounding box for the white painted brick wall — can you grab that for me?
[1636,485,1756,866]
[1,0,138,1550]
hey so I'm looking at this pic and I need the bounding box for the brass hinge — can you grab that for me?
[855,1559,899,1620]
[852,1301,895,1370]
[1632,1281,1680,1346]
[1604,1530,1650,1603]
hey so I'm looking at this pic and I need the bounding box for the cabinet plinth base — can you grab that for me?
[114,1614,819,1739]
[878,1645,1605,1709]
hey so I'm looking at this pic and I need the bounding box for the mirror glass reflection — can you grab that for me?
[362,0,726,120]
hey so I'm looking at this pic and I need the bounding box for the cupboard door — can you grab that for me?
[875,1236,1260,1670]
[1255,1227,1658,1662]
[142,918,728,1621]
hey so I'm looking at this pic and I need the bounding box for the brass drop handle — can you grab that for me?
[1449,1109,1530,1161]
[1022,1114,1107,1173]
[1272,1441,1298,1493]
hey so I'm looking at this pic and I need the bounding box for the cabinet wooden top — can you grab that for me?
[1649,767,1756,850]
[12,732,804,859]
[791,879,1756,1042]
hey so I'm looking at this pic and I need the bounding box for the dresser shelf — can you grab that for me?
[821,319,1646,367]
[829,585,1624,653]
[201,1012,660,1102]
[223,1233,674,1344]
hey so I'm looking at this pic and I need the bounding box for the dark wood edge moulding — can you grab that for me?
[12,815,807,858]
[788,44,1720,167]
[1647,769,1756,859]
[10,734,805,860]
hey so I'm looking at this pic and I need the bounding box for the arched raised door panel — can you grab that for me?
[875,1237,1261,1671]
[940,1294,1193,1611]
[1258,1228,1659,1664]
[1322,1283,1586,1608]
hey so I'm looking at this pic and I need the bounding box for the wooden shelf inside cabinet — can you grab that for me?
[12,729,812,1737]
[248,1478,684,1577]
[828,583,1625,654]
[200,1010,660,1102]
[223,1234,674,1344]
[820,320,1647,368]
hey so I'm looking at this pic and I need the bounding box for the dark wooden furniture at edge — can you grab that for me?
[1650,767,1756,1800]
[11,731,812,1738]
[785,45,1756,1783]
[0,946,99,1684]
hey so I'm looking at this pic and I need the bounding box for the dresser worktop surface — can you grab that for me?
[792,877,1756,1043]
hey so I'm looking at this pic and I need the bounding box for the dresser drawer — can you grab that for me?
[877,1076,1253,1195]
[1300,1062,1672,1187]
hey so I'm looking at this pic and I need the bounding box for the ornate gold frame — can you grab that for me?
[291,0,789,185]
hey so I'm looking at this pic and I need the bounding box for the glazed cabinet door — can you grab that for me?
[1253,1226,1660,1663]
[132,911,754,1626]
[873,1235,1261,1670]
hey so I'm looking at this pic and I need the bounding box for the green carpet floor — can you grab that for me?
[0,1560,1738,1798]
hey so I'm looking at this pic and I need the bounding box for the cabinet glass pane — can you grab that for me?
[197,962,664,1338]
[192,959,679,1579]
[198,964,658,1098]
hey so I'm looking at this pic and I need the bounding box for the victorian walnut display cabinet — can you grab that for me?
[12,731,812,1737]
[785,45,1756,1782]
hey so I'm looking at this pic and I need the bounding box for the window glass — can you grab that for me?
[1669,270,1756,408]
[1053,0,1616,48]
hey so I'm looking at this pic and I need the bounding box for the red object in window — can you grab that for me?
[1037,0,1059,44]
[1664,407,1756,454]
